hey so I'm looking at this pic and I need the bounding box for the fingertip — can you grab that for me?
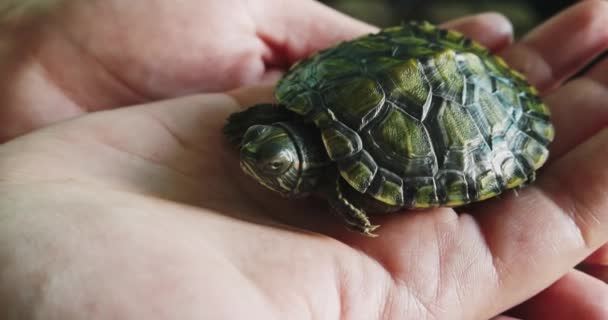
[442,12,514,52]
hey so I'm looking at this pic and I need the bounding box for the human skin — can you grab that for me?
[0,0,607,319]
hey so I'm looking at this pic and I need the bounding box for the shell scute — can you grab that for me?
[321,122,362,161]
[436,99,485,149]
[314,56,360,84]
[405,176,439,208]
[376,58,430,115]
[367,168,405,206]
[338,150,378,193]
[437,171,470,206]
[371,107,434,160]
[320,76,385,130]
[425,49,465,102]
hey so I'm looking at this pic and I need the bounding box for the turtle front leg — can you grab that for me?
[326,175,380,237]
[223,103,295,146]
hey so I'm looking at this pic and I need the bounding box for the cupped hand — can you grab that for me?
[1,1,608,320]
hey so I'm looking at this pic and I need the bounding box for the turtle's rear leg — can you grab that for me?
[326,174,380,237]
[223,104,295,146]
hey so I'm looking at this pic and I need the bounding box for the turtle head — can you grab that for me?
[240,124,302,197]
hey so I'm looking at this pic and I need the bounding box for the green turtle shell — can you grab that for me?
[275,21,554,209]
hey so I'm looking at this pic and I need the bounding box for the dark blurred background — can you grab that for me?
[321,0,577,37]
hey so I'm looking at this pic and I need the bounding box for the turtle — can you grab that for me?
[223,21,554,237]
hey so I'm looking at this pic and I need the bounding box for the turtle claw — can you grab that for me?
[346,222,381,237]
[327,174,381,237]
[362,224,381,238]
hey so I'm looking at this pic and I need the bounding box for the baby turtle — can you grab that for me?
[224,21,554,236]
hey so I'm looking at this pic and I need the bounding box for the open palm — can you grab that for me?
[1,1,607,319]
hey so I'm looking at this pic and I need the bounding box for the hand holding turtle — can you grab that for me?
[0,1,607,320]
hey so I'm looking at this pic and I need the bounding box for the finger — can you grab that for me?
[467,128,608,316]
[509,270,608,319]
[585,244,608,265]
[441,12,513,52]
[256,2,514,64]
[579,244,608,282]
[536,53,608,160]
[499,0,608,92]
[542,75,608,159]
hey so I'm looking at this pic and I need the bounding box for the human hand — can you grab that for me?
[1,1,608,320]
[0,0,520,142]
[0,0,374,140]
[2,0,521,144]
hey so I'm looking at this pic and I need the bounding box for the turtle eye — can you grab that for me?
[262,152,293,175]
